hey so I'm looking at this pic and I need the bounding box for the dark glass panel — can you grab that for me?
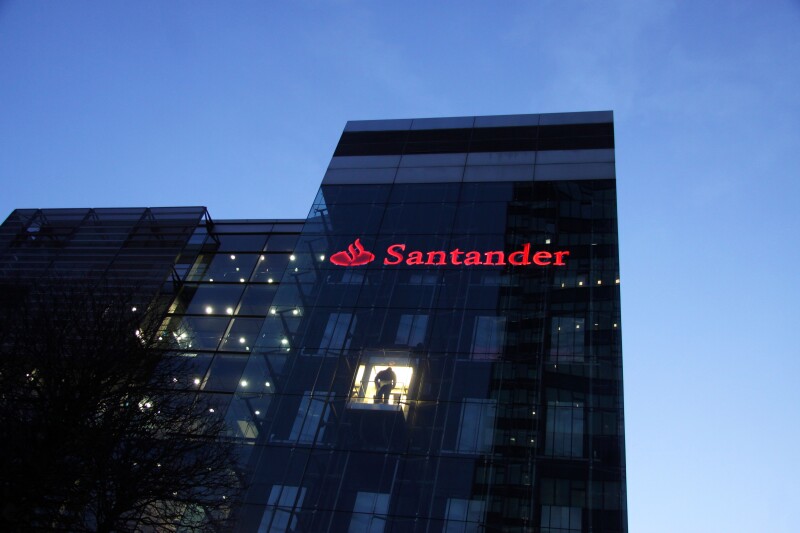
[169,316,229,350]
[320,184,392,205]
[216,234,268,252]
[203,354,249,392]
[379,203,457,235]
[219,318,265,353]
[265,234,299,252]
[184,284,245,315]
[406,128,472,143]
[471,125,537,140]
[403,141,470,155]
[469,138,536,152]
[250,253,290,283]
[388,183,461,204]
[238,284,278,315]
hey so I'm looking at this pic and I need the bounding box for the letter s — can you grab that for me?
[384,244,405,265]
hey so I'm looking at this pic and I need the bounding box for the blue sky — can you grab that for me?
[2,1,799,531]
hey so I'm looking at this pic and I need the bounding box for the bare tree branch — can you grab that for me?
[0,281,242,532]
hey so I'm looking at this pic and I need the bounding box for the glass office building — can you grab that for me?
[0,111,626,532]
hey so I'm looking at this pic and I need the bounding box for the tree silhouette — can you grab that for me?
[0,282,241,532]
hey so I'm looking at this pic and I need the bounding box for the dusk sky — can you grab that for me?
[2,2,799,531]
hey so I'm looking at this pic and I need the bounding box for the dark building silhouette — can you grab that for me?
[0,112,627,532]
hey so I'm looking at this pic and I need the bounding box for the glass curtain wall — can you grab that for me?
[234,114,627,533]
[155,220,303,467]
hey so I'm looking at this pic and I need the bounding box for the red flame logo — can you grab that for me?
[330,238,375,266]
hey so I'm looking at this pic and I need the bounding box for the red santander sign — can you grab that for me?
[330,239,569,267]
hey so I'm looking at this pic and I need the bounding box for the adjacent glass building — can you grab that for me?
[0,111,627,532]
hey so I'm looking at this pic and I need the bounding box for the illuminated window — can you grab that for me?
[349,355,414,418]
[258,485,306,533]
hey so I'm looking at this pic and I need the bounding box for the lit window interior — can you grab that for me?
[349,356,413,416]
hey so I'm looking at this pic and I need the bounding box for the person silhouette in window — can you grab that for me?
[374,366,396,404]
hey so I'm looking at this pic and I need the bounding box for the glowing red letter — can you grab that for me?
[508,244,531,266]
[384,244,405,265]
[484,251,506,265]
[464,251,482,265]
[426,251,447,265]
[406,251,424,265]
[533,251,552,266]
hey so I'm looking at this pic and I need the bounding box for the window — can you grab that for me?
[472,316,505,360]
[349,492,390,533]
[549,316,584,362]
[540,505,581,533]
[341,270,365,284]
[408,273,437,285]
[540,478,585,531]
[289,391,332,444]
[203,354,247,392]
[395,314,428,347]
[319,312,356,354]
[163,316,229,350]
[456,399,496,454]
[348,356,414,417]
[191,252,259,282]
[545,400,584,458]
[258,485,306,533]
[444,498,485,533]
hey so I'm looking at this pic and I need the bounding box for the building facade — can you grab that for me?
[0,111,626,532]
